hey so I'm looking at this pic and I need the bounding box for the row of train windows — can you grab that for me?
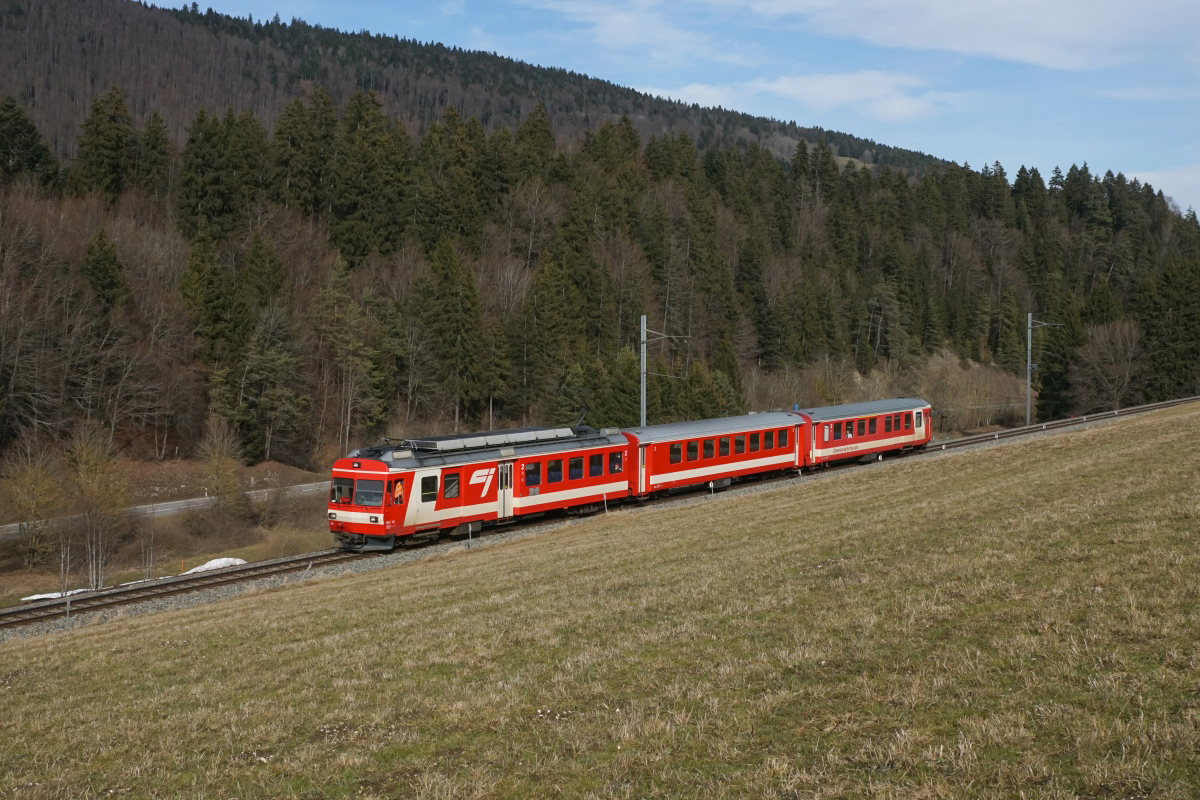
[525,451,623,487]
[827,411,921,442]
[668,428,790,465]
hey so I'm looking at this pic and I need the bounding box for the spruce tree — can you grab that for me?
[70,87,137,199]
[240,234,285,308]
[81,227,130,314]
[136,112,171,198]
[0,96,58,186]
[426,237,483,430]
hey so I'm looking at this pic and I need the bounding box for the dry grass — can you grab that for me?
[2,406,1199,798]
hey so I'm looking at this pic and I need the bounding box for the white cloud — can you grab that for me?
[522,0,714,63]
[441,0,466,14]
[750,71,970,121]
[1129,163,1200,213]
[710,0,1200,69]
[642,70,969,122]
[1099,87,1200,102]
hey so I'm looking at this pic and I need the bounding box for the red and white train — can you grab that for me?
[328,398,933,551]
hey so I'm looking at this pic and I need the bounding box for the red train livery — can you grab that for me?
[329,398,932,552]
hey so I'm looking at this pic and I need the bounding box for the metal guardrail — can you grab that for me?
[932,395,1200,451]
[0,481,331,544]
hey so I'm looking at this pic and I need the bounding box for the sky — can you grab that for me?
[206,0,1199,212]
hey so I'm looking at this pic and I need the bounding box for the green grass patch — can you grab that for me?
[2,406,1199,797]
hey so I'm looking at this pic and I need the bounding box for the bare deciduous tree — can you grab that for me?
[0,433,62,567]
[199,416,245,515]
[1071,320,1143,412]
[65,422,128,590]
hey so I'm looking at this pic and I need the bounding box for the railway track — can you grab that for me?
[0,549,373,631]
[3,394,1196,635]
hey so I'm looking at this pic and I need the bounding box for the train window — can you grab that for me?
[443,473,460,500]
[391,479,405,505]
[421,476,438,502]
[869,417,877,435]
[833,422,842,440]
[525,462,541,486]
[547,459,563,483]
[750,433,760,451]
[569,458,583,480]
[885,416,892,433]
[719,437,730,456]
[687,441,698,461]
[331,477,354,503]
[589,454,603,477]
[735,435,746,454]
[764,431,774,449]
[905,413,912,429]
[845,424,852,439]
[670,443,682,464]
[893,414,902,429]
[354,479,384,506]
[824,425,830,442]
[703,439,714,458]
[916,411,923,428]
[857,419,866,437]
[609,451,623,473]
[778,428,788,448]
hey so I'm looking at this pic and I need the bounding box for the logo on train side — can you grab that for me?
[470,467,496,496]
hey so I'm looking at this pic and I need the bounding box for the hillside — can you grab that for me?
[0,0,941,171]
[2,404,1199,795]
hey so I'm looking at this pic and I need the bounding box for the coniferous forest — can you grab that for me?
[1,9,1199,472]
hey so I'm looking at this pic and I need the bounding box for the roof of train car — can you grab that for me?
[622,411,802,444]
[796,397,929,422]
[343,427,628,470]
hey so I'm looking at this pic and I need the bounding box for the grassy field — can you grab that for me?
[2,405,1199,798]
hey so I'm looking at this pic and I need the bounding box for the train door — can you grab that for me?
[639,445,648,495]
[497,462,514,518]
[411,468,441,529]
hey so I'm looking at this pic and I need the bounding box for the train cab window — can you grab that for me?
[354,479,384,507]
[703,439,714,459]
[869,417,877,435]
[857,419,865,437]
[687,441,699,461]
[331,477,354,503]
[589,454,604,477]
[609,451,623,473]
[443,472,460,500]
[750,433,760,451]
[833,422,842,440]
[670,443,682,464]
[905,413,912,430]
[391,479,405,505]
[569,457,584,480]
[764,431,774,450]
[525,462,541,486]
[719,437,730,456]
[421,476,438,503]
[547,459,563,483]
[735,435,746,454]
[778,428,789,448]
[885,416,892,433]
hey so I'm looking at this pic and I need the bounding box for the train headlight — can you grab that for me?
[370,516,379,523]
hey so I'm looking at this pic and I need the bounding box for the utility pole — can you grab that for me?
[1027,312,1060,426]
[639,314,688,428]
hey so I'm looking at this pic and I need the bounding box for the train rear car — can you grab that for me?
[799,398,932,467]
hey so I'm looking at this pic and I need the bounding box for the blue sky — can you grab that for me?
[209,0,1199,211]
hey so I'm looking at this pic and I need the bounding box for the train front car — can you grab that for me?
[328,456,400,551]
[799,397,933,467]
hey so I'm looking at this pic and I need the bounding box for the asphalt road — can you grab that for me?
[0,481,330,543]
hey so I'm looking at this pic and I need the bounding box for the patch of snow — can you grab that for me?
[21,588,92,603]
[182,558,247,574]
